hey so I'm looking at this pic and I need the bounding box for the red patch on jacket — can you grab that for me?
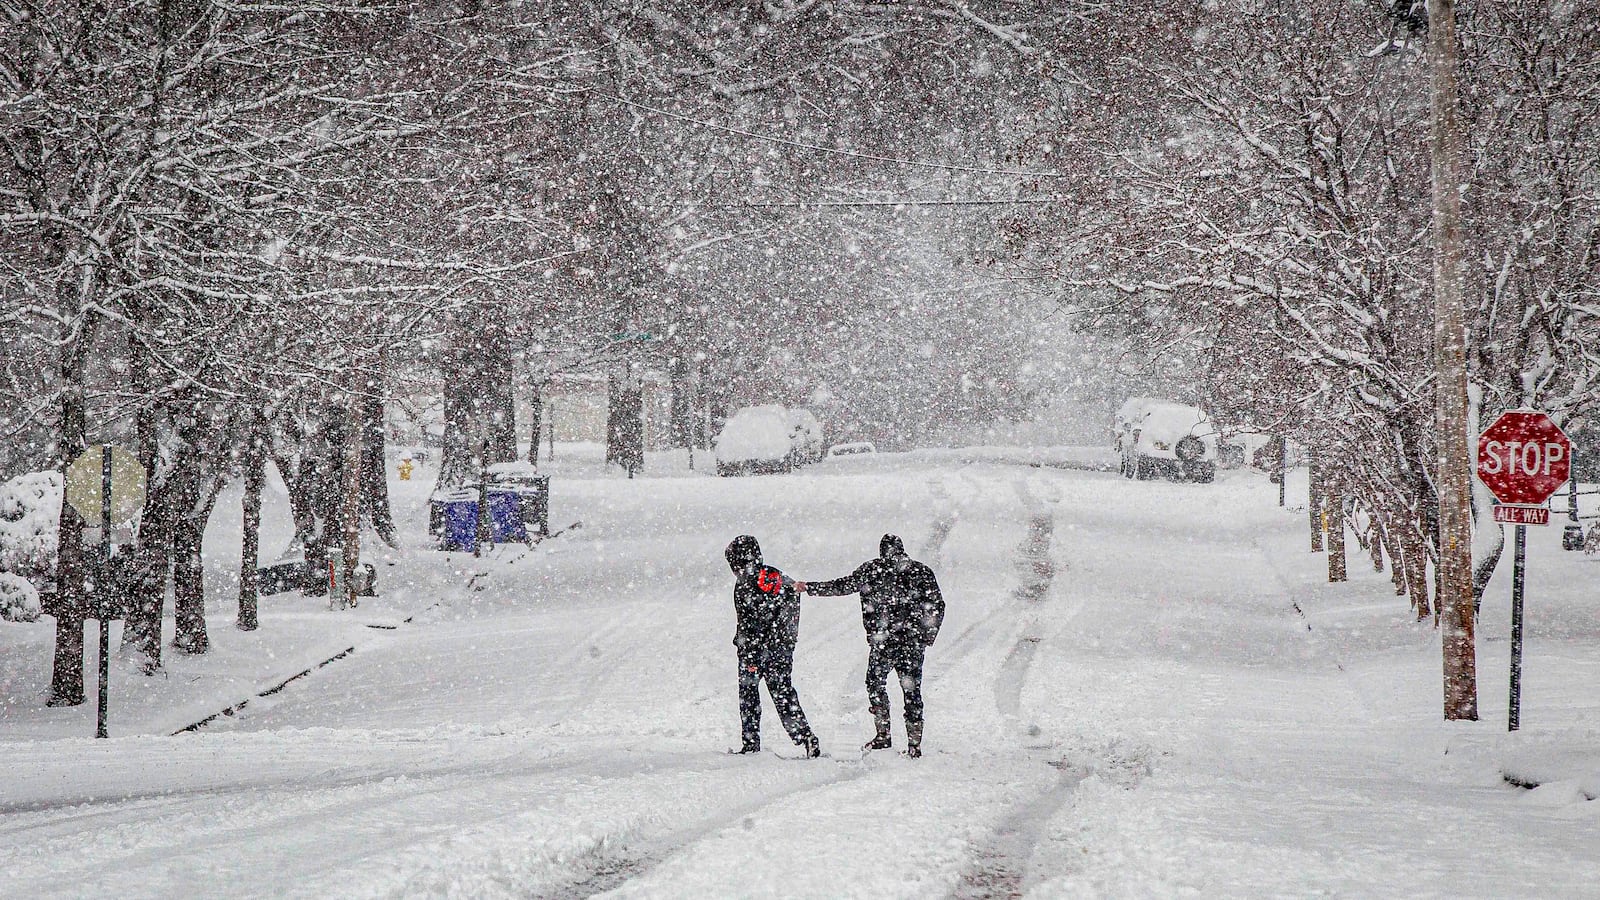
[756,568,784,595]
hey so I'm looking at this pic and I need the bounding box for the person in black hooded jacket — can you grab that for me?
[799,534,945,757]
[724,535,820,758]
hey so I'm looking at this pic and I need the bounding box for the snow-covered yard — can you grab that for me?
[2,452,1596,898]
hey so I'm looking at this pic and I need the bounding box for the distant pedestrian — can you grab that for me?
[725,535,821,758]
[800,534,944,757]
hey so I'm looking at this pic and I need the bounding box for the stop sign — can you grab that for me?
[1476,411,1571,505]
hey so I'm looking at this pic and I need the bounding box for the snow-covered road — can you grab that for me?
[3,457,1596,897]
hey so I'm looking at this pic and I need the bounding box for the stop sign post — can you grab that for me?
[1475,410,1572,732]
[64,444,146,739]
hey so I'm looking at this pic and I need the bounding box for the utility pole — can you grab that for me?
[1430,0,1478,720]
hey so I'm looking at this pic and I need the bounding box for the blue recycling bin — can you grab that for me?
[486,490,526,543]
[443,498,480,551]
[441,491,526,552]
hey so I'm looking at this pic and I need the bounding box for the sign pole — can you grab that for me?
[62,443,145,736]
[1477,410,1572,732]
[1508,522,1526,731]
[97,445,112,739]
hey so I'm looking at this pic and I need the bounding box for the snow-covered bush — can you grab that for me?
[0,573,41,623]
[0,471,61,587]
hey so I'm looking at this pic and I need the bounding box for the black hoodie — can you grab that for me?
[807,534,945,645]
[725,535,801,652]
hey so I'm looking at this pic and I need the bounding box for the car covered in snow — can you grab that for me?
[827,441,877,458]
[1114,399,1218,482]
[786,408,825,466]
[714,406,795,476]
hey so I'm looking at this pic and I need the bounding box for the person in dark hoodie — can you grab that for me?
[724,535,821,758]
[798,534,945,757]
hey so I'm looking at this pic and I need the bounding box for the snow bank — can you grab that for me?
[0,470,60,586]
[0,572,41,622]
[908,445,1118,471]
[1498,730,1600,804]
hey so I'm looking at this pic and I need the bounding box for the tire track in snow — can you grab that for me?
[537,760,875,899]
[922,472,960,563]
[953,474,1086,899]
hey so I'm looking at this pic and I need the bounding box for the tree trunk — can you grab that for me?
[360,392,397,548]
[122,377,167,666]
[302,408,341,597]
[338,381,365,608]
[47,382,88,706]
[1403,524,1432,620]
[607,369,644,476]
[439,348,485,490]
[669,355,693,450]
[171,516,208,653]
[126,480,173,672]
[238,415,265,631]
[274,449,316,553]
[170,435,210,655]
[1376,500,1408,596]
[1308,448,1324,553]
[1326,474,1348,583]
[486,338,517,464]
[1430,0,1478,720]
[1273,433,1287,507]
[527,383,543,466]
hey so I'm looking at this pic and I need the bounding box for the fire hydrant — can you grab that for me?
[398,459,414,481]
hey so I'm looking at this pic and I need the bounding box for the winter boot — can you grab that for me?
[905,721,923,759]
[801,733,822,759]
[863,710,893,751]
[737,738,761,754]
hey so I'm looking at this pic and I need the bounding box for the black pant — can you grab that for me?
[867,636,926,727]
[738,643,813,747]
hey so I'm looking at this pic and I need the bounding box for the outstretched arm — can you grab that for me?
[799,572,860,597]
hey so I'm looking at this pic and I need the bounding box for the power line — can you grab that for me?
[698,197,1066,209]
[606,93,1064,181]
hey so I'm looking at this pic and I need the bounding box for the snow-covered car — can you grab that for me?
[714,406,795,476]
[786,408,825,466]
[827,441,877,458]
[1115,399,1218,482]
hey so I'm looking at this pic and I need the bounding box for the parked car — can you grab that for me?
[827,441,877,458]
[1115,399,1218,482]
[714,406,794,476]
[787,408,825,466]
